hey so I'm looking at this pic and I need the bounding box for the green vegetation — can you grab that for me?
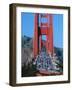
[22,61,38,77]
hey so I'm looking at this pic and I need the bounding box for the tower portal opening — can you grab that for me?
[39,35,47,53]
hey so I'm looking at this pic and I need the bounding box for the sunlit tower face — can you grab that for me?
[33,13,53,58]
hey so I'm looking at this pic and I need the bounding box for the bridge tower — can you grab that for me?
[33,13,53,58]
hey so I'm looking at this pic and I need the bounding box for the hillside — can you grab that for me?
[21,35,63,77]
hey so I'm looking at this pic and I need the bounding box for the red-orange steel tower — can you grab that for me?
[33,13,53,58]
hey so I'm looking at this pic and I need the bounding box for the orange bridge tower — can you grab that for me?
[33,13,54,58]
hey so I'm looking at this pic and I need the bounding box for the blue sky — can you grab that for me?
[21,13,63,48]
